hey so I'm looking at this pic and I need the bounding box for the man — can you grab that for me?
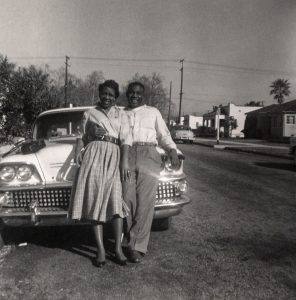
[123,81,179,263]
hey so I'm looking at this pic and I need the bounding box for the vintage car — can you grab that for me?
[171,125,195,144]
[0,107,190,247]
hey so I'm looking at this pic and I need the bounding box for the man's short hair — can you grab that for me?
[126,81,145,96]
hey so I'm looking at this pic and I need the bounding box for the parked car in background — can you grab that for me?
[171,125,195,144]
[289,135,296,165]
[0,107,190,247]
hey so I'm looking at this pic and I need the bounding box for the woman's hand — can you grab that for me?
[120,145,131,182]
[120,160,130,182]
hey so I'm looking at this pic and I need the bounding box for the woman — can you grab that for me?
[70,80,131,267]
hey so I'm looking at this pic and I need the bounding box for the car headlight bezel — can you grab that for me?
[16,165,34,181]
[0,166,16,182]
[0,163,41,185]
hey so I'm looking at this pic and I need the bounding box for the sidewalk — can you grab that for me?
[193,138,292,160]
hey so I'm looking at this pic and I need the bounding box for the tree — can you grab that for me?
[224,116,238,137]
[245,101,263,107]
[85,71,105,105]
[0,64,58,138]
[270,79,291,104]
[118,72,170,116]
[49,68,105,107]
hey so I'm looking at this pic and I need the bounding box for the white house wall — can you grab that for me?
[283,113,296,137]
[228,104,261,137]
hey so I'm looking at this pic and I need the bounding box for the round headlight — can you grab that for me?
[0,166,16,182]
[16,165,33,181]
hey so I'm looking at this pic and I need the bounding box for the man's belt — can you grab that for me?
[132,142,157,146]
[92,135,119,145]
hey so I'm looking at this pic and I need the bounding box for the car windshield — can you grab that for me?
[34,111,84,140]
[173,125,192,131]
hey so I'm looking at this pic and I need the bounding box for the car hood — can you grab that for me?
[0,141,78,186]
[35,141,77,184]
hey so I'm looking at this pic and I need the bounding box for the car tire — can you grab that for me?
[152,217,171,231]
[0,225,5,250]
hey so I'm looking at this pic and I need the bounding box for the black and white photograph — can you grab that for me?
[0,0,295,299]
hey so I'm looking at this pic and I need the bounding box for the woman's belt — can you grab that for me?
[91,135,119,145]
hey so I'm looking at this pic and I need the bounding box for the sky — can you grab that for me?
[1,0,296,116]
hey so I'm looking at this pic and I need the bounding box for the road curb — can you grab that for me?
[193,141,213,148]
[224,147,292,160]
[193,141,291,160]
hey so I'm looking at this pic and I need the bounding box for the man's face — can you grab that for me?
[127,85,144,108]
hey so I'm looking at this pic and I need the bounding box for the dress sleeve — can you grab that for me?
[119,110,133,146]
[155,109,177,151]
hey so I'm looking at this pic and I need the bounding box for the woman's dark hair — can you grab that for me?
[98,80,120,98]
[126,81,145,96]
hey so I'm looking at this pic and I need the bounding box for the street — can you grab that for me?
[0,144,295,300]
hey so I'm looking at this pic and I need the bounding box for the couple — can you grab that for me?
[70,80,179,267]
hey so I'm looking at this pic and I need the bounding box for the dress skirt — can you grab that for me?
[70,141,128,222]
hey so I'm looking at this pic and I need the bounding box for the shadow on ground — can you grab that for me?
[255,162,295,172]
[1,226,117,260]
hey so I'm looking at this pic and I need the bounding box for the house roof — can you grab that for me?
[246,99,296,115]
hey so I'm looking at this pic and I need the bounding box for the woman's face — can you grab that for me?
[99,87,116,109]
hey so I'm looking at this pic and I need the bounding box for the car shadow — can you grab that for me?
[2,225,125,261]
[255,161,295,172]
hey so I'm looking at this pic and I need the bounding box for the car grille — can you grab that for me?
[7,188,71,208]
[155,182,179,204]
[6,182,179,208]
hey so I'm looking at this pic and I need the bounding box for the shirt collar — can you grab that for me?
[126,104,147,112]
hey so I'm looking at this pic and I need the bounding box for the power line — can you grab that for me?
[8,55,296,76]
[186,59,296,76]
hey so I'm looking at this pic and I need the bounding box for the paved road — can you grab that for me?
[0,145,295,300]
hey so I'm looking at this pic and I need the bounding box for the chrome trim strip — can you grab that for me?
[0,183,72,192]
[0,210,68,217]
[155,195,190,208]
[158,175,186,182]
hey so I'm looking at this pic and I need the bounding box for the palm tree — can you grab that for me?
[270,79,291,104]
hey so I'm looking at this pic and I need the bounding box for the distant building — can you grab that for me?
[203,103,262,138]
[245,99,296,141]
[183,115,203,129]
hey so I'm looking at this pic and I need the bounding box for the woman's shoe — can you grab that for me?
[92,258,106,268]
[115,256,127,266]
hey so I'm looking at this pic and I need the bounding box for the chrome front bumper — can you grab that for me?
[0,194,191,226]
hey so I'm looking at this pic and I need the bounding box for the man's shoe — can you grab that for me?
[128,250,142,263]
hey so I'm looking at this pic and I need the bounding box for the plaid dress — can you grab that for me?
[70,106,131,222]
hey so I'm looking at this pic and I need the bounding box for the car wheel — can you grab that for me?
[152,217,171,231]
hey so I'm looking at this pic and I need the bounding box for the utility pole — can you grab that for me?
[167,81,172,126]
[216,107,220,145]
[178,59,184,124]
[64,56,70,107]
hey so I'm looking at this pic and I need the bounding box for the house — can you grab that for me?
[183,115,203,129]
[203,103,261,138]
[244,99,296,141]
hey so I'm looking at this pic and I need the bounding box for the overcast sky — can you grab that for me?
[1,0,296,115]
